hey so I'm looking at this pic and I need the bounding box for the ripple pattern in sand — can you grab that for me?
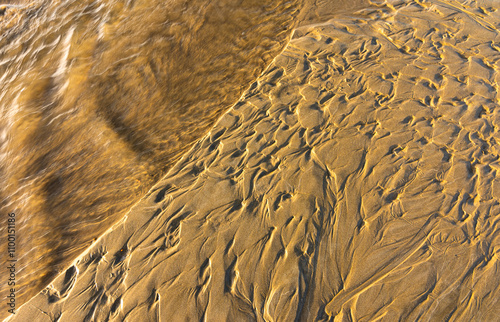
[11,0,500,320]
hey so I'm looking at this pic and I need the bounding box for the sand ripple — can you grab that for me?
[0,0,311,314]
[9,0,500,320]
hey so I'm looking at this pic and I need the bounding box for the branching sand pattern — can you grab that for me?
[0,0,308,311]
[10,0,500,320]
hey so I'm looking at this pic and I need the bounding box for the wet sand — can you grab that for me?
[0,0,307,315]
[7,0,500,320]
[0,0,370,318]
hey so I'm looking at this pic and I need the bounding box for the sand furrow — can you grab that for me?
[9,0,500,320]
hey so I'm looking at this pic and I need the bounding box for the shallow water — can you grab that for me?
[0,0,308,312]
[0,0,371,316]
[8,0,500,320]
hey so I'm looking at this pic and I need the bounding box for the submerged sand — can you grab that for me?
[0,0,307,314]
[8,0,500,320]
[0,0,373,316]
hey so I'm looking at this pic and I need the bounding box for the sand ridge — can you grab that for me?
[0,0,373,314]
[8,0,500,320]
[0,0,312,314]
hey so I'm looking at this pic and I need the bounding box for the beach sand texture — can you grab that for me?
[0,0,372,317]
[1,0,328,314]
[8,0,500,320]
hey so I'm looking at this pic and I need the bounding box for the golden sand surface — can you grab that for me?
[0,0,306,315]
[0,0,371,318]
[8,0,500,320]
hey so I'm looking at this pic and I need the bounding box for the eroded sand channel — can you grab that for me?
[0,0,371,318]
[9,0,500,320]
